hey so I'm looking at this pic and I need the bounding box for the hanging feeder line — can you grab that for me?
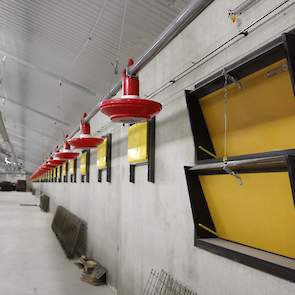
[31,113,103,180]
[60,0,292,146]
[63,0,215,140]
[30,0,294,180]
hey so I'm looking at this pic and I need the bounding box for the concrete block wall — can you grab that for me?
[34,1,295,294]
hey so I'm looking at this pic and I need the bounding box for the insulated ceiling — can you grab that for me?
[0,0,190,173]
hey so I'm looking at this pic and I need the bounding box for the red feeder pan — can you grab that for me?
[100,58,162,123]
[55,136,80,159]
[55,151,80,160]
[100,98,161,123]
[47,153,65,167]
[68,137,102,149]
[41,164,51,171]
[48,159,64,166]
[68,113,103,149]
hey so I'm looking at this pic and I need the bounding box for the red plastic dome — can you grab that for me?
[100,58,162,123]
[48,159,64,166]
[47,153,65,167]
[68,137,103,149]
[100,98,161,123]
[68,113,103,149]
[55,136,80,159]
[41,164,52,171]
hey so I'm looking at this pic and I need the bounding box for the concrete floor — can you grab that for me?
[0,192,115,295]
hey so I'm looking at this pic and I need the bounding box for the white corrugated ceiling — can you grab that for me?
[0,0,190,173]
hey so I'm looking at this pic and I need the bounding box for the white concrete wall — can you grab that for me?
[34,1,295,294]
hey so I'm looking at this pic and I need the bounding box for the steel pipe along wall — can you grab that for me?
[66,0,214,140]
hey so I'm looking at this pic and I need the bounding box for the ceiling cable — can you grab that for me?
[57,80,66,140]
[69,0,108,73]
[116,0,128,67]
[108,0,129,92]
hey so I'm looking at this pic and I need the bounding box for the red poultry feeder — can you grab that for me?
[45,162,55,168]
[68,113,103,149]
[47,154,65,167]
[41,164,51,171]
[100,58,162,123]
[55,136,80,160]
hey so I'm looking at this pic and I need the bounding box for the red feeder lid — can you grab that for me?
[47,153,64,166]
[68,137,103,149]
[55,136,80,159]
[100,58,162,123]
[68,113,103,149]
[41,164,51,171]
[48,159,64,166]
[55,151,80,160]
[45,162,55,168]
[47,148,65,166]
[100,98,162,123]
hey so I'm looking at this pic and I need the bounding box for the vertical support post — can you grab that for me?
[74,158,77,183]
[98,169,102,182]
[86,150,90,183]
[148,117,156,183]
[106,133,112,183]
[130,165,135,183]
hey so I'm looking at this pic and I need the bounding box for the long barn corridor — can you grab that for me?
[0,192,114,295]
[0,1,295,294]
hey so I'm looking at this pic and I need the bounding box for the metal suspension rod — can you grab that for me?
[66,0,213,139]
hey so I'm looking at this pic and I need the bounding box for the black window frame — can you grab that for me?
[184,30,295,283]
